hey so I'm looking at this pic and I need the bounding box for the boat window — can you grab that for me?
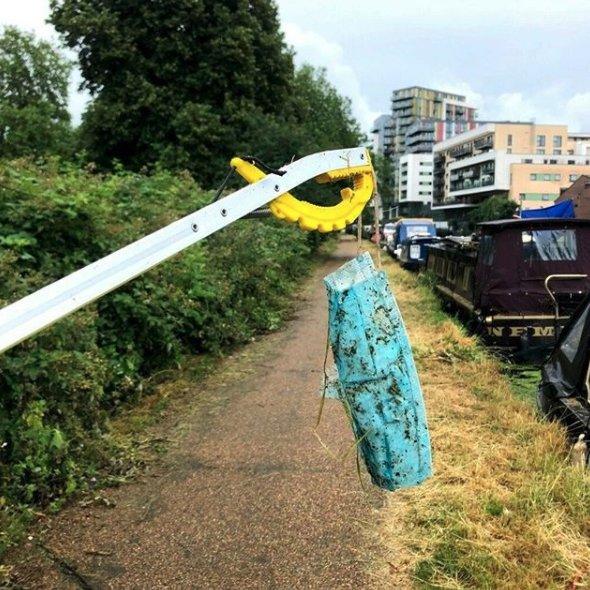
[480,235,494,265]
[521,229,577,262]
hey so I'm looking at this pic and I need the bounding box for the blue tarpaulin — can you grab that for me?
[521,199,575,219]
[324,252,432,491]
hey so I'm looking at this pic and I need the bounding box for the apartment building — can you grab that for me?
[398,153,434,214]
[388,86,477,158]
[405,117,479,154]
[432,122,590,222]
[376,87,478,216]
[371,114,392,155]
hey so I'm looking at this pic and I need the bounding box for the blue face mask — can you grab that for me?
[324,252,432,491]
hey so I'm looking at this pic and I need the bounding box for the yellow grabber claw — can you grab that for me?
[230,151,375,233]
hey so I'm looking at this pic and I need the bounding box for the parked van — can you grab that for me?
[387,218,437,259]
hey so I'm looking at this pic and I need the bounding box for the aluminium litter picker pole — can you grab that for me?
[0,147,375,355]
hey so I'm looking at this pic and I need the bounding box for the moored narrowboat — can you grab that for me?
[426,218,590,357]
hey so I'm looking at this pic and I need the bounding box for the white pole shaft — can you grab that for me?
[0,148,367,354]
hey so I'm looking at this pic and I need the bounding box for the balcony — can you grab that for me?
[406,142,434,153]
[406,133,434,144]
[392,97,414,109]
[474,136,493,150]
[449,144,472,158]
[449,174,495,193]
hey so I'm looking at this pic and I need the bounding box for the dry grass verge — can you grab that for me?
[372,248,590,590]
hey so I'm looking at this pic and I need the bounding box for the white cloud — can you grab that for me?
[492,92,537,122]
[282,22,379,133]
[564,93,590,132]
[428,76,590,131]
[486,90,590,130]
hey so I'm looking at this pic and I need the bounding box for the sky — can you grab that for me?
[2,1,590,133]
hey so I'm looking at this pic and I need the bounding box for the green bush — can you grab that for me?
[0,159,312,514]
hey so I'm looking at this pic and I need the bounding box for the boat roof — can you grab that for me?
[478,217,590,233]
[397,218,434,224]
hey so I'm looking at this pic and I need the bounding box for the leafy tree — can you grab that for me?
[0,27,73,158]
[372,153,395,214]
[469,195,518,224]
[288,65,363,151]
[50,0,294,185]
[237,65,363,165]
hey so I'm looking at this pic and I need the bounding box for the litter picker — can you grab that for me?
[0,147,373,354]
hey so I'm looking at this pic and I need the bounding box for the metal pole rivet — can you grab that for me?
[221,208,227,217]
[191,223,199,232]
[274,185,280,192]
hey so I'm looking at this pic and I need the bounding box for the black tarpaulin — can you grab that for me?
[541,293,590,399]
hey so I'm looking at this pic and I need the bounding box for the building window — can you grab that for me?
[536,135,546,147]
[568,160,575,165]
[523,158,533,164]
[570,174,580,182]
[549,159,557,165]
[554,149,562,155]
[553,136,562,148]
[507,134,513,146]
[536,149,545,155]
[507,148,512,154]
[529,173,560,181]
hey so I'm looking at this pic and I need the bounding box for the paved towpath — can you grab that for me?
[7,238,383,589]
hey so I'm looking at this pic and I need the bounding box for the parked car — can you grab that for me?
[361,224,374,239]
[383,222,396,244]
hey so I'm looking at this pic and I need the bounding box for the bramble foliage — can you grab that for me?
[0,27,73,158]
[0,159,312,520]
